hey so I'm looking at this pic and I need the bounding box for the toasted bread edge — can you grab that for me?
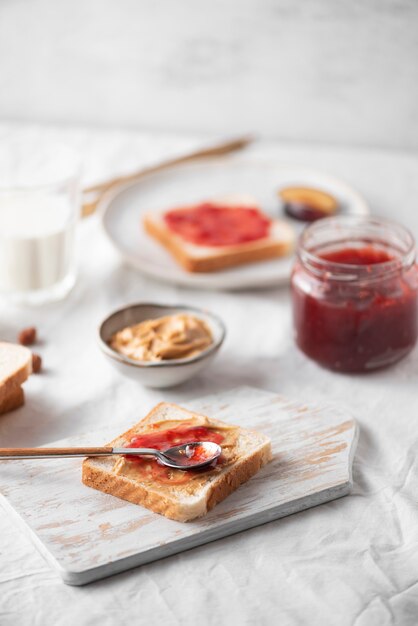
[0,386,25,416]
[143,214,293,273]
[0,342,32,409]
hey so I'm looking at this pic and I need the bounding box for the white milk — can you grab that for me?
[0,192,76,293]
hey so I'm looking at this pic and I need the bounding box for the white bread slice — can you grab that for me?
[82,402,272,522]
[143,195,295,273]
[0,342,32,412]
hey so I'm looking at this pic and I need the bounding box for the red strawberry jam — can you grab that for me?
[291,218,418,372]
[123,424,224,484]
[164,203,271,247]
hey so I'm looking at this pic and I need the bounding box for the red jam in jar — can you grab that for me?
[291,217,418,372]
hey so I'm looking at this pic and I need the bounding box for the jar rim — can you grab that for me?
[298,215,416,282]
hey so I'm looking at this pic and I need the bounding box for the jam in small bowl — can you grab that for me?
[291,216,418,372]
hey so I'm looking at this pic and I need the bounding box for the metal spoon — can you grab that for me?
[0,441,222,471]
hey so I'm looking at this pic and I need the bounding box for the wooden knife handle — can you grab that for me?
[81,134,254,217]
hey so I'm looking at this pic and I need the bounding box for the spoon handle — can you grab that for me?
[0,446,114,460]
[115,447,159,457]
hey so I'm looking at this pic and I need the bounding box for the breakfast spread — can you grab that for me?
[279,186,338,222]
[143,195,295,273]
[292,217,418,371]
[109,313,213,362]
[3,138,408,591]
[82,402,272,521]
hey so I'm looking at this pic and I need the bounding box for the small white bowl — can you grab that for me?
[98,303,226,388]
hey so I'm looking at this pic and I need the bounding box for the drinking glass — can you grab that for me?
[0,138,81,305]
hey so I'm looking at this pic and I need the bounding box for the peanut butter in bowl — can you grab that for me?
[109,313,213,363]
[99,303,226,388]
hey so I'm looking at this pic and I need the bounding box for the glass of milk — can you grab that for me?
[0,138,80,305]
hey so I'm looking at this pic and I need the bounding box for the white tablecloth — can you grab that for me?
[1,123,418,626]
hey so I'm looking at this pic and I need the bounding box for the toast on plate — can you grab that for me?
[143,195,294,273]
[82,402,272,522]
[0,342,32,414]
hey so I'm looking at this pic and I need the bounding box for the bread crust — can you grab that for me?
[0,342,32,408]
[143,214,293,273]
[0,386,25,416]
[82,403,272,522]
[82,463,190,521]
[205,441,272,514]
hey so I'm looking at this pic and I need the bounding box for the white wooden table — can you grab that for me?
[1,122,418,625]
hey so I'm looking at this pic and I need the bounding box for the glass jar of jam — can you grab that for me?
[291,216,418,372]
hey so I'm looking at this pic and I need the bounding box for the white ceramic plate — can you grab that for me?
[101,158,370,290]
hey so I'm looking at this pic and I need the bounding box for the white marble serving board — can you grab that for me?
[0,387,358,586]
